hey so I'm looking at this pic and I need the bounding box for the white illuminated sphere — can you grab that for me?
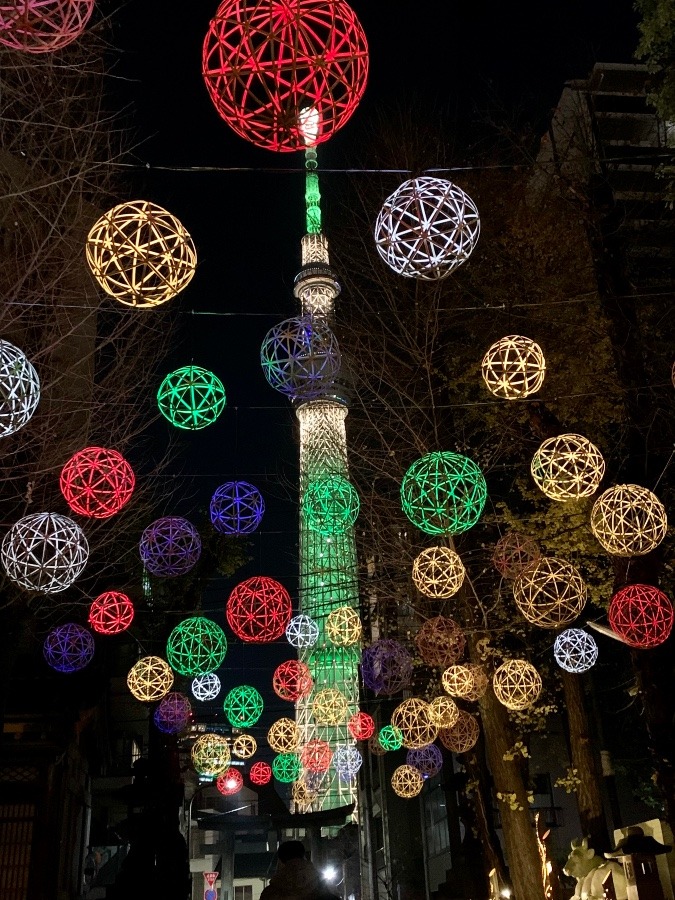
[374,177,480,280]
[191,672,221,701]
[333,744,363,779]
[286,613,319,649]
[553,629,598,673]
[0,339,40,436]
[1,512,88,593]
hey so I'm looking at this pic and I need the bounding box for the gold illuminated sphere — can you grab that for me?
[441,663,489,701]
[531,433,605,501]
[492,659,542,710]
[291,780,317,806]
[391,764,425,798]
[267,717,301,753]
[325,606,363,647]
[312,688,349,725]
[191,732,231,777]
[513,557,587,629]
[391,698,438,749]
[411,546,465,599]
[232,733,257,760]
[428,695,460,728]
[127,655,174,702]
[438,709,480,753]
[590,483,668,557]
[481,335,546,400]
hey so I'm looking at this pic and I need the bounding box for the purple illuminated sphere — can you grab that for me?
[43,622,95,673]
[360,639,413,696]
[210,481,265,535]
[139,516,201,577]
[407,744,443,778]
[154,692,192,734]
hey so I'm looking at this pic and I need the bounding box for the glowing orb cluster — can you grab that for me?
[391,698,438,750]
[312,688,348,725]
[88,591,134,635]
[513,557,587,630]
[59,447,135,519]
[415,616,466,668]
[272,752,301,783]
[438,709,480,753]
[378,724,403,751]
[43,622,94,672]
[553,629,599,673]
[261,315,341,400]
[191,733,231,778]
[428,695,460,729]
[153,692,192,734]
[166,617,227,676]
[223,685,264,727]
[232,733,257,760]
[441,663,488,701]
[127,656,174,702]
[412,546,465,598]
[286,613,319,649]
[267,717,301,753]
[157,365,226,432]
[0,0,95,53]
[302,474,360,535]
[227,576,292,643]
[325,606,362,646]
[401,451,487,535]
[348,711,375,741]
[492,659,542,710]
[217,767,244,796]
[210,481,265,534]
[391,764,424,798]
[273,659,313,702]
[86,200,196,308]
[481,335,546,400]
[591,484,668,557]
[608,584,674,649]
[250,761,272,785]
[360,639,413,695]
[492,532,540,580]
[531,434,605,501]
[2,512,88,593]
[407,744,443,778]
[0,339,40,436]
[301,738,332,772]
[139,516,201,577]
[375,177,480,280]
[191,672,221,702]
[333,744,362,779]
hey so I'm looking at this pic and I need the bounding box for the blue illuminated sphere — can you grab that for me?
[260,315,341,400]
[210,481,265,535]
[361,639,413,696]
[43,622,95,673]
[154,692,192,734]
[407,744,443,778]
[139,516,201,577]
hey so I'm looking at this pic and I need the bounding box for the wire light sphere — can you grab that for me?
[427,695,460,729]
[391,765,425,799]
[273,659,314,702]
[232,733,257,760]
[301,738,332,772]
[590,484,668,557]
[166,617,228,676]
[378,725,403,751]
[412,546,465,599]
[153,692,192,734]
[139,516,201,577]
[325,605,362,646]
[0,339,40,437]
[375,177,480,280]
[286,613,319,649]
[292,779,318,806]
[127,656,174,702]
[191,733,231,778]
[88,591,134,635]
[226,575,293,643]
[202,0,369,152]
[250,761,272,785]
[1,512,89,593]
[492,659,543,711]
[531,433,605,501]
[441,663,489,702]
[261,315,341,401]
[391,698,439,750]
[43,622,94,673]
[513,557,587,630]
[217,767,243,796]
[302,474,360,536]
[191,672,221,702]
[401,451,487,536]
[481,335,546,400]
[553,629,599,673]
[273,752,302,784]
[60,447,135,519]
[348,711,375,741]
[312,688,349,725]
[438,709,480,754]
[492,532,541,581]
[210,481,265,535]
[608,584,674,649]
[0,0,94,53]
[86,200,196,308]
[157,366,226,431]
[415,616,466,668]
[368,734,387,756]
[223,685,264,728]
[407,744,443,778]
[267,717,301,753]
[360,639,413,695]
[333,744,362,779]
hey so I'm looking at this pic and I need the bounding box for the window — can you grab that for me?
[234,887,253,900]
[423,784,450,857]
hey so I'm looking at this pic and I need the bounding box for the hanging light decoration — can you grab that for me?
[223,685,264,727]
[286,613,320,649]
[333,744,362,779]
[191,672,221,702]
[481,335,546,399]
[312,688,348,725]
[590,484,668,557]
[127,656,174,702]
[157,366,226,431]
[0,339,40,436]
[226,575,292,643]
[210,481,265,534]
[166,617,228,676]
[88,591,134,635]
[302,474,360,535]
[325,606,362,646]
[260,315,341,400]
[154,692,192,734]
[492,659,542,710]
[415,616,466,668]
[232,734,257,760]
[374,177,480,280]
[401,451,487,535]
[348,711,375,741]
[86,200,196,308]
[43,622,94,672]
[391,764,425,798]
[553,629,599,673]
[0,0,95,53]
[250,761,272,785]
[391,698,438,750]
[513,557,587,629]
[273,659,314,702]
[608,584,674,649]
[378,724,403,752]
[411,546,465,599]
[427,695,460,729]
[59,447,135,519]
[267,717,301,753]
[202,0,368,152]
[438,709,480,753]
[531,434,605,501]
[441,663,489,701]
[272,752,301,783]
[191,733,231,778]
[360,639,413,695]
[1,512,88,593]
[368,734,387,756]
[217,767,243,796]
[301,738,332,772]
[407,744,443,778]
[139,516,201,577]
[292,779,318,806]
[492,532,541,580]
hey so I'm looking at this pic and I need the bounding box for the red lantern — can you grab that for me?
[609,584,674,649]
[273,659,313,702]
[88,591,134,635]
[348,711,375,741]
[226,576,292,643]
[216,767,243,796]
[249,761,272,786]
[300,738,332,772]
[60,447,135,519]
[0,0,95,54]
[202,0,368,152]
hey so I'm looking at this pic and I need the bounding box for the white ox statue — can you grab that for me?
[563,837,628,900]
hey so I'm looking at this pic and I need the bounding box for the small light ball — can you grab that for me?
[210,481,265,534]
[154,692,192,734]
[217,767,244,796]
[272,753,301,784]
[191,733,231,778]
[86,200,196,308]
[0,0,95,53]
[438,709,480,754]
[273,659,314,702]
[250,761,272,785]
[391,698,438,750]
[412,546,465,599]
[591,484,668,557]
[301,739,332,772]
[191,672,221,702]
[325,606,362,646]
[291,780,318,806]
[415,617,466,668]
[378,724,403,752]
[312,688,348,725]
[333,744,362,779]
[513,557,587,629]
[302,475,360,536]
[227,576,292,643]
[441,663,489,702]
[375,177,480,280]
[407,744,443,778]
[492,659,542,710]
[391,764,425,798]
[166,617,227,676]
[368,734,387,756]
[88,591,134,635]
[360,639,413,695]
[232,734,257,760]
[553,629,599,673]
[427,695,460,728]
[60,447,135,519]
[481,335,546,399]
[127,656,174,702]
[608,584,674,649]
[139,516,201,577]
[261,315,341,400]
[157,366,226,431]
[531,433,605,501]
[267,717,301,753]
[223,685,264,728]
[286,614,320,649]
[492,532,541,580]
[43,622,94,672]
[0,339,40,436]
[2,512,88,593]
[348,711,375,741]
[401,451,487,536]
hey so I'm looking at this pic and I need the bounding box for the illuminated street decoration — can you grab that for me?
[441,663,489,701]
[438,710,480,753]
[481,335,546,399]
[411,546,465,598]
[360,639,413,695]
[531,434,605,501]
[250,761,272,785]
[347,711,375,741]
[0,0,95,53]
[407,744,443,778]
[427,695,460,728]
[232,734,257,759]
[273,660,314,702]
[553,629,599,673]
[391,764,424,798]
[591,484,668,557]
[88,591,134,635]
[272,752,301,783]
[261,315,341,400]
[191,733,230,778]
[378,725,403,751]
[415,616,466,668]
[302,474,360,535]
[492,532,541,580]
[0,339,40,436]
[513,557,587,629]
[43,622,94,672]
[127,656,174,702]
[267,717,301,753]
[492,659,542,710]
[325,605,362,646]
[166,617,227,676]
[286,614,320,649]
[226,576,292,643]
[223,685,264,727]
[210,481,264,534]
[391,698,438,749]
[401,451,487,535]
[1,512,88,593]
[154,692,192,734]
[139,516,201,577]
[217,768,243,796]
[157,366,226,431]
[60,447,135,518]
[608,584,674,648]
[191,672,221,702]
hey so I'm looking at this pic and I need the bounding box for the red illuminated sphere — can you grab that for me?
[301,738,332,772]
[216,767,244,796]
[88,591,134,635]
[348,711,375,741]
[226,576,292,643]
[273,659,313,702]
[250,761,272,786]
[60,447,135,519]
[608,584,674,649]
[202,0,368,152]
[0,0,95,54]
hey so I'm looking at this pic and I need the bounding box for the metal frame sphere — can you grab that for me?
[157,366,226,431]
[325,605,362,646]
[378,724,403,751]
[273,659,313,702]
[292,780,318,805]
[272,752,301,783]
[492,659,542,710]
[360,639,413,695]
[223,685,264,727]
[250,761,272,785]
[302,474,360,536]
[441,663,489,701]
[210,481,265,535]
[438,709,480,753]
[261,315,341,400]
[391,698,438,750]
[348,711,375,741]
[590,484,668,557]
[401,451,487,536]
[412,546,465,599]
[333,744,362,779]
[59,446,135,519]
[217,767,243,796]
[154,692,192,734]
[375,177,480,280]
[481,335,546,400]
[608,584,674,648]
[407,744,443,778]
[286,613,319,649]
[553,629,599,673]
[312,688,348,725]
[127,656,174,702]
[0,0,95,53]
[415,616,466,668]
[166,617,228,676]
[301,738,332,772]
[191,733,231,777]
[139,516,201,577]
[86,200,196,308]
[492,532,541,580]
[88,591,134,635]
[191,672,221,702]
[2,512,88,593]
[0,339,40,436]
[391,764,424,798]
[428,695,460,728]
[513,557,587,630]
[227,576,292,643]
[531,433,605,501]
[267,717,301,753]
[43,622,94,672]
[232,734,257,760]
[202,0,369,152]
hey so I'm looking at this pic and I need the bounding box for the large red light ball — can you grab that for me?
[0,0,95,54]
[202,0,368,152]
[249,761,272,786]
[226,576,292,643]
[609,584,674,649]
[300,738,332,772]
[216,767,244,796]
[273,659,313,702]
[348,711,375,741]
[60,447,135,519]
[88,591,134,635]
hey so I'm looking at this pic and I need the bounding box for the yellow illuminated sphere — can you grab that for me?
[531,433,605,501]
[428,695,460,728]
[391,764,424,798]
[438,709,480,753]
[291,780,317,806]
[325,606,362,647]
[312,688,349,725]
[590,483,668,557]
[442,663,489,701]
[513,557,587,629]
[481,335,545,400]
[391,698,438,749]
[191,733,231,777]
[127,655,174,702]
[411,546,465,599]
[492,659,542,710]
[267,717,301,753]
[232,734,257,760]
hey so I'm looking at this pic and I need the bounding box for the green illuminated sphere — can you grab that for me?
[157,365,226,430]
[400,451,487,535]
[223,685,264,728]
[378,724,403,751]
[166,617,227,676]
[272,752,301,783]
[302,474,360,535]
